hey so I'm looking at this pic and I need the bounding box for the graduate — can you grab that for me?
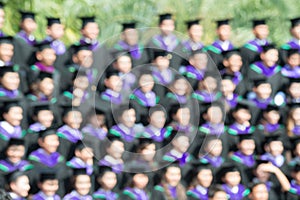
[247,182,269,200]
[93,166,119,200]
[31,172,61,200]
[6,171,30,200]
[286,104,300,137]
[289,137,300,167]
[185,162,213,200]
[0,2,5,37]
[281,17,300,52]
[151,162,187,200]
[285,78,300,104]
[182,19,204,53]
[281,49,300,79]
[0,36,14,66]
[0,65,22,99]
[240,19,271,67]
[205,19,235,68]
[63,168,93,200]
[287,164,300,198]
[247,78,273,109]
[0,138,32,173]
[111,21,149,67]
[147,13,184,70]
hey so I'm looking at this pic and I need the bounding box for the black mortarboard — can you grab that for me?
[253,78,269,87]
[61,105,81,117]
[222,48,240,59]
[238,134,253,142]
[121,22,136,31]
[138,137,154,147]
[75,140,92,151]
[0,65,19,77]
[80,16,96,29]
[46,17,61,26]
[71,69,87,81]
[190,49,205,57]
[289,78,300,85]
[39,128,57,138]
[289,102,300,110]
[107,134,123,142]
[153,49,171,60]
[95,104,105,115]
[148,104,166,117]
[71,43,91,54]
[0,36,13,45]
[20,11,35,21]
[222,73,235,80]
[6,170,26,183]
[1,99,21,114]
[264,134,282,144]
[159,13,173,24]
[262,44,277,52]
[252,19,267,28]
[112,50,130,60]
[287,48,299,57]
[290,136,300,149]
[234,102,250,111]
[38,71,52,81]
[33,102,51,115]
[73,168,87,176]
[218,163,239,177]
[293,164,300,172]
[185,19,201,29]
[0,2,4,9]
[255,159,269,167]
[216,19,231,27]
[98,165,114,177]
[7,138,25,146]
[264,104,279,112]
[105,69,119,79]
[39,171,57,182]
[290,17,300,28]
[34,41,52,52]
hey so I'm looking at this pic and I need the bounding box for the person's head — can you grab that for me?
[62,107,83,129]
[189,49,208,70]
[232,103,251,124]
[220,164,241,187]
[153,50,171,70]
[113,52,132,74]
[260,44,278,67]
[33,103,54,129]
[253,80,272,100]
[104,70,122,92]
[72,70,89,91]
[106,136,125,160]
[263,104,280,125]
[186,19,203,42]
[286,49,300,68]
[148,105,166,128]
[291,137,300,157]
[74,141,94,162]
[0,65,20,91]
[170,104,191,126]
[19,11,37,34]
[38,129,59,154]
[37,72,54,97]
[46,17,64,40]
[264,135,284,156]
[2,101,23,126]
[198,73,218,92]
[38,172,59,197]
[222,49,242,73]
[138,71,154,93]
[72,44,93,68]
[121,22,138,46]
[221,75,236,96]
[237,134,256,156]
[208,185,227,200]
[248,182,269,200]
[0,36,14,63]
[5,139,25,164]
[0,3,5,30]
[87,107,106,128]
[72,169,91,196]
[204,135,223,157]
[35,42,56,66]
[292,164,300,184]
[170,75,190,96]
[252,19,269,40]
[127,172,149,190]
[159,13,175,36]
[288,79,300,99]
[97,166,117,190]
[171,133,190,153]
[290,17,300,40]
[216,19,231,41]
[7,171,30,197]
[117,105,136,128]
[189,163,213,188]
[162,163,181,187]
[80,16,99,40]
[136,138,156,162]
[203,104,224,124]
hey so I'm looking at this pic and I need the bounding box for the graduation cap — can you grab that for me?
[238,134,253,143]
[190,49,205,57]
[32,102,51,116]
[0,65,19,77]
[39,128,57,138]
[98,165,114,177]
[153,49,172,60]
[7,138,25,147]
[71,69,87,81]
[185,19,201,29]
[34,41,52,52]
[289,78,300,85]
[6,170,26,183]
[222,73,235,80]
[19,11,35,21]
[0,2,4,9]
[234,102,250,111]
[112,50,130,60]
[39,171,57,182]
[1,99,21,114]
[218,163,239,178]
[121,22,136,31]
[46,17,61,26]
[262,44,277,52]
[253,78,269,87]
[0,36,13,45]
[94,104,105,115]
[80,16,96,29]
[252,19,267,28]
[264,104,279,112]
[73,168,88,176]
[290,17,300,28]
[71,43,91,54]
[75,140,93,151]
[255,159,269,168]
[159,13,173,24]
[38,71,52,81]
[61,105,81,117]
[287,48,299,57]
[105,69,119,79]
[216,18,231,28]
[264,134,282,145]
[293,164,300,172]
[290,136,300,149]
[222,49,240,59]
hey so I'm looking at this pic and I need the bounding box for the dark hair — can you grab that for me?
[208,185,226,198]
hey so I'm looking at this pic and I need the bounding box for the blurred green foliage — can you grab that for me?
[3,0,300,47]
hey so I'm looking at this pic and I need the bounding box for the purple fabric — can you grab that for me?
[29,148,62,167]
[0,87,19,98]
[16,30,36,46]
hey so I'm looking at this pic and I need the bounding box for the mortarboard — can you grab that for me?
[153,49,172,60]
[234,102,250,111]
[94,104,105,115]
[98,165,114,177]
[216,18,231,28]
[38,71,52,81]
[264,134,282,145]
[121,22,136,31]
[222,73,235,80]
[148,104,166,116]
[71,43,91,54]
[290,17,300,28]
[290,136,300,149]
[159,13,173,24]
[1,99,21,114]
[105,69,119,79]
[238,134,253,142]
[287,48,299,57]
[75,140,93,151]
[61,105,81,117]
[39,128,57,139]
[46,17,61,27]
[138,137,154,146]
[6,170,26,183]
[255,159,269,167]
[73,168,88,176]
[0,65,19,77]
[112,50,130,60]
[80,16,96,29]
[0,36,13,45]
[19,11,35,21]
[71,69,87,81]
[34,41,52,52]
[252,19,267,28]
[7,138,25,147]
[288,78,300,87]
[264,104,279,112]
[222,48,240,59]
[0,2,4,9]
[293,164,300,172]
[218,163,239,177]
[185,19,201,29]
[253,78,269,87]
[262,44,277,52]
[39,171,57,182]
[32,102,51,116]
[190,49,206,57]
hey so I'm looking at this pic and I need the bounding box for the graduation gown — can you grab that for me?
[0,121,25,153]
[151,185,183,200]
[92,188,119,200]
[186,185,209,200]
[179,65,205,89]
[221,184,250,200]
[119,187,150,200]
[32,191,61,200]
[63,190,92,200]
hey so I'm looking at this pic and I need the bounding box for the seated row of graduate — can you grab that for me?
[1,126,300,199]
